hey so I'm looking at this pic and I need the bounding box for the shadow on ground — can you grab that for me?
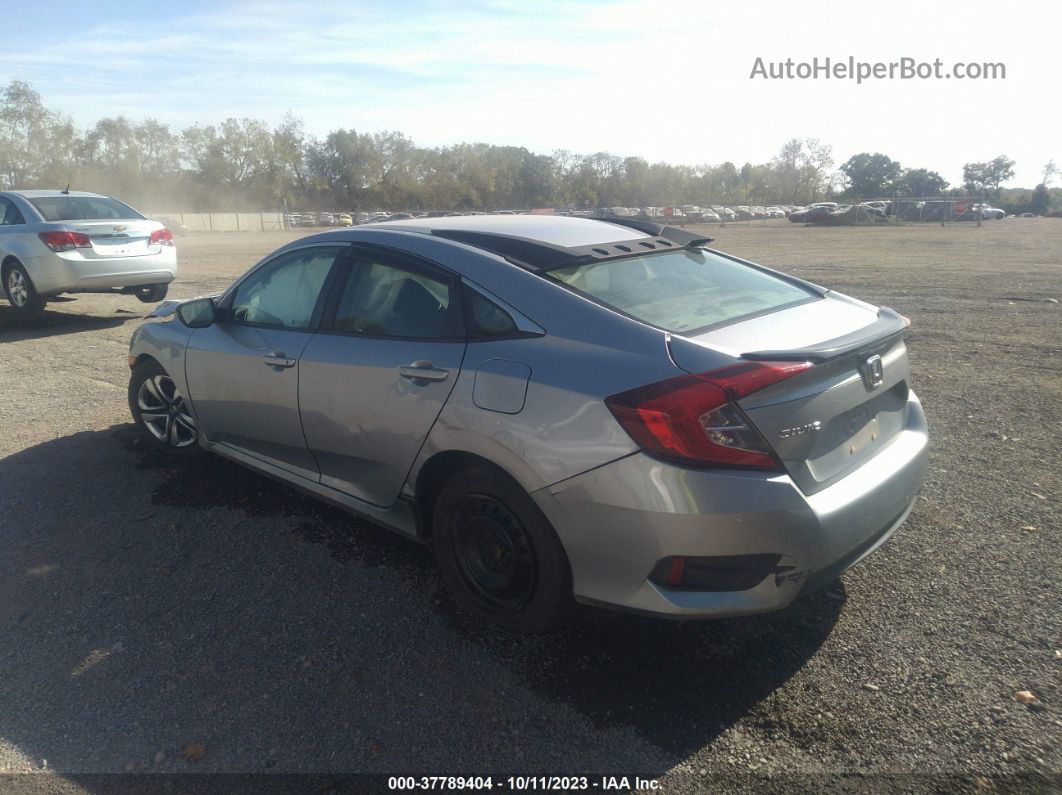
[0,303,140,340]
[0,424,842,773]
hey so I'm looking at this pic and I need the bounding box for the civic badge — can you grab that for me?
[861,354,884,389]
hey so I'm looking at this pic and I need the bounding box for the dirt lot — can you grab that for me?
[0,220,1059,791]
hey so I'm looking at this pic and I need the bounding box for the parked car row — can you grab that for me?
[175,201,1017,234]
[284,205,812,228]
[285,212,354,228]
[877,200,1006,223]
[285,210,493,227]
[785,200,1010,225]
[588,205,802,223]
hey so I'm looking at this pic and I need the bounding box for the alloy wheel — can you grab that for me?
[7,270,28,307]
[137,375,197,447]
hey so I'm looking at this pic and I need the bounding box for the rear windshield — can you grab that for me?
[548,248,817,334]
[30,196,144,222]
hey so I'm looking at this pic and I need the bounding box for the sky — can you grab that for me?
[1,0,1058,188]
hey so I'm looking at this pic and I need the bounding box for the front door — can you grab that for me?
[299,249,466,506]
[185,243,348,479]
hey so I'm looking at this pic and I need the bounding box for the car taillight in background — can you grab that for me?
[38,231,91,252]
[605,360,813,469]
[149,228,174,246]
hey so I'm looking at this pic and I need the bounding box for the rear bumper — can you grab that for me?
[23,249,178,295]
[534,391,928,618]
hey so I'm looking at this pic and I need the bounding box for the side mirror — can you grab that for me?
[176,297,216,328]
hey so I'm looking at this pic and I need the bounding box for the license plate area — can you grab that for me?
[91,237,147,257]
[841,403,880,457]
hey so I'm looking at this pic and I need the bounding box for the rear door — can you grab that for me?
[0,197,28,259]
[184,243,349,480]
[298,247,466,506]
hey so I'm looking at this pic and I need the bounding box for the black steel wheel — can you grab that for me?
[450,494,537,614]
[433,463,571,632]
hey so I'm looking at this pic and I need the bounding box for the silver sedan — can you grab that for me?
[0,190,177,316]
[127,215,927,631]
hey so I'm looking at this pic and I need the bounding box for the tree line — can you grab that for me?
[0,79,1055,214]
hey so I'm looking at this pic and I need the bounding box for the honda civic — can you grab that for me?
[126,215,927,631]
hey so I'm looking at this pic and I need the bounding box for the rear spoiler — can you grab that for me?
[741,307,908,363]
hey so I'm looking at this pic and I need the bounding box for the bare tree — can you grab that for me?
[1043,160,1058,188]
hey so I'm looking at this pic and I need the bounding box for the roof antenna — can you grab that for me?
[61,182,70,195]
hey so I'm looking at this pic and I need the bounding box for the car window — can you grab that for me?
[29,196,144,222]
[548,248,818,334]
[0,198,25,226]
[333,258,453,338]
[231,246,344,329]
[465,288,517,337]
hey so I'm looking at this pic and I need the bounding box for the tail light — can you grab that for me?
[38,231,91,252]
[149,228,174,246]
[605,360,812,469]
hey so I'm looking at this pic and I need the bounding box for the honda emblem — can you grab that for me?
[861,354,884,389]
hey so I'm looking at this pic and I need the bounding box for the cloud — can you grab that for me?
[0,0,1056,186]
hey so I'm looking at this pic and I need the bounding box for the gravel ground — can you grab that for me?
[0,220,1059,792]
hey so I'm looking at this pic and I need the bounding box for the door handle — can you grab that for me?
[398,360,449,382]
[262,351,296,368]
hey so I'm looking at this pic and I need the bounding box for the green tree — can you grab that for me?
[714,161,740,203]
[963,155,1015,201]
[898,168,948,197]
[0,80,54,188]
[518,152,556,207]
[1029,183,1050,215]
[839,153,902,199]
[269,113,308,204]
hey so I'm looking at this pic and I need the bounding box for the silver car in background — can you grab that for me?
[0,190,177,317]
[127,215,927,632]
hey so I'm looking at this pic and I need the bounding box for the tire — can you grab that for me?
[433,463,572,632]
[135,284,169,303]
[128,360,202,456]
[3,260,47,317]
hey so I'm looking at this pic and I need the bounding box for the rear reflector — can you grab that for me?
[605,360,812,469]
[149,228,174,246]
[38,231,91,252]
[650,554,790,591]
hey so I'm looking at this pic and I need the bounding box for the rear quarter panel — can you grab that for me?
[0,225,46,269]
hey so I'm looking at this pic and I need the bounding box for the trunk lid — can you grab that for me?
[61,220,162,259]
[669,293,911,495]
